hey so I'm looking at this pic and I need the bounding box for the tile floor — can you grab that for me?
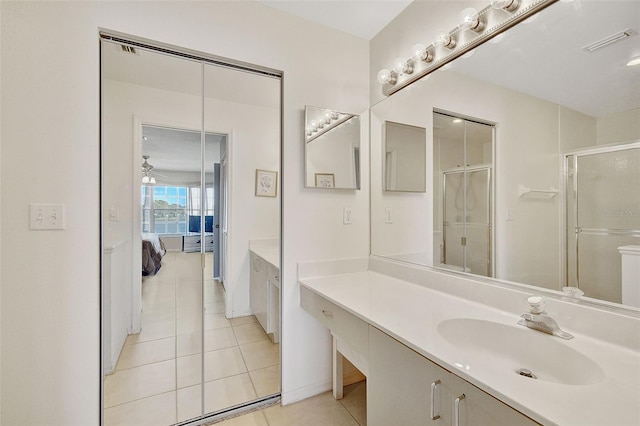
[210,381,367,426]
[104,252,280,425]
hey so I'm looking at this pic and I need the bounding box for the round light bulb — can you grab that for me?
[435,32,456,49]
[459,8,485,32]
[393,57,413,75]
[324,112,333,122]
[142,176,149,184]
[491,0,519,12]
[150,176,156,184]
[310,119,319,131]
[411,44,426,59]
[376,68,397,85]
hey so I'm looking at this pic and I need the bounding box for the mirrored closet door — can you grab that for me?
[101,36,281,425]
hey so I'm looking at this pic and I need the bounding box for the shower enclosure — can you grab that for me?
[565,142,640,304]
[433,111,494,277]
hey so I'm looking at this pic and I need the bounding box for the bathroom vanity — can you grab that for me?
[250,239,280,343]
[299,258,640,425]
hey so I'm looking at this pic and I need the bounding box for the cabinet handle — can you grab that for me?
[430,380,441,420]
[322,309,333,318]
[454,394,466,426]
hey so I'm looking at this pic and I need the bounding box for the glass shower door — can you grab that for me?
[567,145,640,304]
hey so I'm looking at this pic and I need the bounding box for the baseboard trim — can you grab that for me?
[281,379,332,406]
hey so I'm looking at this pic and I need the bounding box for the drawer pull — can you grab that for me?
[430,380,441,420]
[454,394,466,426]
[322,309,334,318]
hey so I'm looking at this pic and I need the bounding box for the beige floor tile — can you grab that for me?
[263,392,359,426]
[141,307,175,324]
[142,286,176,311]
[233,322,269,345]
[204,326,238,352]
[177,315,203,335]
[177,353,202,389]
[125,320,175,345]
[230,315,258,326]
[177,384,203,423]
[205,346,247,382]
[248,365,279,398]
[216,411,269,426]
[177,330,202,357]
[104,360,175,408]
[116,337,175,371]
[104,391,176,426]
[340,381,367,426]
[205,313,232,330]
[239,340,279,371]
[205,301,226,314]
[204,374,257,414]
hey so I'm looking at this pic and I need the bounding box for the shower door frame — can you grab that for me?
[442,163,493,277]
[562,140,640,291]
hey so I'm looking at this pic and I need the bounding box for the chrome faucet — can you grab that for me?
[518,296,574,340]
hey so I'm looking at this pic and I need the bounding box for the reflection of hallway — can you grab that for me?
[104,252,279,425]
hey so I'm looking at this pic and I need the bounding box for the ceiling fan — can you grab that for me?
[141,155,166,184]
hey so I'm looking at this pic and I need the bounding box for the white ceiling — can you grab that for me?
[257,0,412,40]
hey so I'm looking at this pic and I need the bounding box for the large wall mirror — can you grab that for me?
[305,105,361,189]
[371,0,640,310]
[101,35,281,424]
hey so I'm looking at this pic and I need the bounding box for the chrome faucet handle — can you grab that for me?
[525,295,546,314]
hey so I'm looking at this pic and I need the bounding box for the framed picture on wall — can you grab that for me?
[255,169,278,197]
[315,173,335,188]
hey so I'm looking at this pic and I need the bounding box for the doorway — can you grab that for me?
[101,34,282,424]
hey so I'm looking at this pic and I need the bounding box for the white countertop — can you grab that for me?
[249,239,279,269]
[300,270,640,426]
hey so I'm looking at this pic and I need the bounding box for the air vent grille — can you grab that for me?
[583,29,637,52]
[119,44,139,55]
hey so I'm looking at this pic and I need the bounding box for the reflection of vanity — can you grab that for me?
[249,239,280,343]
[299,258,640,425]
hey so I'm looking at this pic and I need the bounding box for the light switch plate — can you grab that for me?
[343,207,353,224]
[385,207,393,224]
[30,204,65,230]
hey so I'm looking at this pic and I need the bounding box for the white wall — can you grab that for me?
[0,1,369,424]
[597,108,640,145]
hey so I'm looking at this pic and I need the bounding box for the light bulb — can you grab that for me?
[150,177,156,184]
[411,44,426,58]
[142,176,149,184]
[491,0,519,12]
[393,57,413,75]
[311,119,319,132]
[458,8,484,32]
[411,43,433,63]
[435,32,456,49]
[324,112,333,123]
[306,126,313,136]
[376,68,397,85]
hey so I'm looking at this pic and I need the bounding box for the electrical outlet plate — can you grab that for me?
[30,204,65,230]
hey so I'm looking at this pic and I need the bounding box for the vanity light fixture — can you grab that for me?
[491,0,520,12]
[459,8,485,33]
[377,0,556,96]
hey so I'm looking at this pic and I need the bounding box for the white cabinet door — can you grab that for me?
[445,373,538,426]
[368,325,539,426]
[368,326,452,426]
[249,253,268,332]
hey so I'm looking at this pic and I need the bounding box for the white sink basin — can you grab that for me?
[437,318,605,386]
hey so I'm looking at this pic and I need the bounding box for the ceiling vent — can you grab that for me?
[583,29,637,52]
[119,44,140,55]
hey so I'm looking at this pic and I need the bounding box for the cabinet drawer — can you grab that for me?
[300,285,368,356]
